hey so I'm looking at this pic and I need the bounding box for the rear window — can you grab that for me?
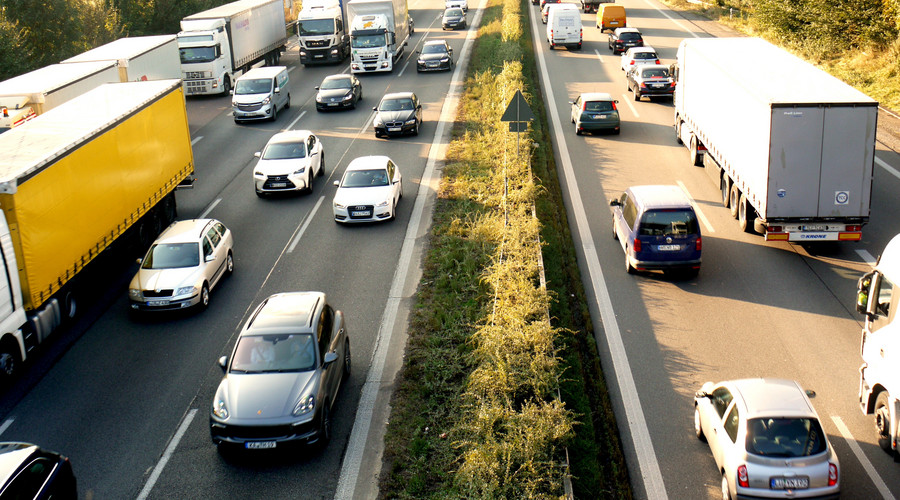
[641,68,669,78]
[633,52,657,60]
[638,209,698,236]
[746,418,828,457]
[584,101,614,112]
[620,32,641,40]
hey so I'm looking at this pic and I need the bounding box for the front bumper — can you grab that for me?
[375,121,417,136]
[334,203,393,223]
[316,97,356,110]
[300,47,343,64]
[233,103,274,121]
[443,20,465,29]
[130,293,201,311]
[210,415,322,448]
[255,172,309,194]
[417,60,451,72]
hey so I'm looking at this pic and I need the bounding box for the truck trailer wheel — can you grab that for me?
[729,185,740,219]
[222,76,231,95]
[0,338,20,384]
[875,391,894,453]
[721,176,731,208]
[674,120,683,144]
[738,193,756,233]
[689,136,703,166]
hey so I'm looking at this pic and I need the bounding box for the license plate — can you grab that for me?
[801,224,827,231]
[610,21,619,25]
[427,62,439,67]
[351,210,371,217]
[657,244,680,251]
[770,477,809,490]
[314,55,324,58]
[388,127,401,132]
[592,114,608,119]
[245,441,277,449]
[652,83,666,88]
[328,102,339,106]
[270,182,287,188]
[147,300,170,306]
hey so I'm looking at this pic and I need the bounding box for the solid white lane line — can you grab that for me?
[334,3,483,498]
[531,5,667,500]
[199,198,221,219]
[857,249,877,267]
[191,136,203,146]
[288,196,325,253]
[643,0,702,37]
[831,416,895,500]
[136,409,198,500]
[621,94,640,118]
[676,181,715,233]
[876,156,900,181]
[0,418,13,436]
[286,110,307,131]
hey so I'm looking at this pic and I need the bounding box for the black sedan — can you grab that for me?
[608,27,643,55]
[625,64,676,101]
[315,73,362,111]
[373,92,423,137]
[416,40,454,72]
[442,7,467,30]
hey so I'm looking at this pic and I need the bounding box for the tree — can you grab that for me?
[0,16,32,80]
[4,0,83,67]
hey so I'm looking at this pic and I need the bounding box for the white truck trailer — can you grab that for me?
[674,37,878,242]
[856,234,900,458]
[0,61,119,132]
[62,35,181,82]
[297,0,351,65]
[178,0,288,96]
[347,0,412,74]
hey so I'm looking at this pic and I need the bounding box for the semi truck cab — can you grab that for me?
[350,14,396,72]
[298,3,350,65]
[178,20,232,96]
[856,233,900,457]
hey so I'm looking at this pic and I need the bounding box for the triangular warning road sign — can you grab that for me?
[500,90,535,122]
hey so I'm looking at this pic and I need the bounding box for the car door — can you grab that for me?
[708,388,738,469]
[571,95,581,122]
[308,134,321,176]
[613,192,635,252]
[387,161,401,204]
[317,306,340,401]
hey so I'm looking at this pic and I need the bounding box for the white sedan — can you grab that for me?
[333,156,402,223]
[253,130,324,197]
[446,0,468,11]
[620,46,659,71]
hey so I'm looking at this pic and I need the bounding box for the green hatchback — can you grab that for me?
[570,92,620,135]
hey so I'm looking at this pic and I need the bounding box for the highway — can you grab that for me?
[529,0,900,498]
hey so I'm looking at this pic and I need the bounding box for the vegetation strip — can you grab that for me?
[378,0,631,497]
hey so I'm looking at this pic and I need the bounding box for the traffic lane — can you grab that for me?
[537,4,900,498]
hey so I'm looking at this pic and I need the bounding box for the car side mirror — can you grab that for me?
[323,351,339,366]
[805,389,817,398]
[230,90,235,96]
[205,254,215,263]
[315,86,320,90]
[609,199,621,207]
[694,390,711,400]
[274,87,281,94]
[373,106,378,111]
[254,152,261,158]
[334,180,341,187]
[136,258,142,265]
[218,355,228,372]
[416,50,421,54]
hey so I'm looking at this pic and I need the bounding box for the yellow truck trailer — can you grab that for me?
[0,79,194,381]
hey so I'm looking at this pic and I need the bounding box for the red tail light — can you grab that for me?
[582,102,588,111]
[769,225,783,233]
[611,101,617,110]
[1,107,7,118]
[655,59,660,64]
[737,465,749,488]
[846,225,862,232]
[633,238,642,252]
[695,236,702,251]
[828,463,838,486]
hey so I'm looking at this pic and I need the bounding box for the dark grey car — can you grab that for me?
[315,74,362,111]
[442,7,467,29]
[373,92,423,137]
[209,292,350,453]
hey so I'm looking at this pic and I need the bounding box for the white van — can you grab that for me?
[232,66,291,123]
[547,4,582,51]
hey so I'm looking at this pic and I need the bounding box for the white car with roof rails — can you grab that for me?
[253,130,325,197]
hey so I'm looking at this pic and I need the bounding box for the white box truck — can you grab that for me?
[347,0,413,74]
[855,234,900,458]
[178,0,288,96]
[297,0,351,65]
[62,35,181,82]
[673,37,878,242]
[0,61,119,132]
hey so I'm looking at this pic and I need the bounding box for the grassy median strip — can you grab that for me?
[378,0,632,497]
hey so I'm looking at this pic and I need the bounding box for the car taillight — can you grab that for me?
[737,465,749,488]
[616,38,622,43]
[633,238,642,252]
[629,60,635,65]
[655,59,660,64]
[611,101,617,111]
[828,463,838,486]
[695,236,702,251]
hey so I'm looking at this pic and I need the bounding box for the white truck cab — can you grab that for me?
[856,233,900,457]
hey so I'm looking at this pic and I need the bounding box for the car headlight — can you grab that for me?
[331,48,339,55]
[404,118,417,125]
[212,399,228,419]
[293,394,315,417]
[342,93,353,101]
[376,200,390,207]
[373,117,383,127]
[128,288,143,300]
[232,101,238,107]
[440,57,449,63]
[262,96,271,105]
[175,285,197,296]
[293,167,306,175]
[315,94,324,102]
[334,202,346,209]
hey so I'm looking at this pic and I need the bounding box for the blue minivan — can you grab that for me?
[610,185,701,277]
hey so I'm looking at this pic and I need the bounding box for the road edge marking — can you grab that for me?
[136,409,198,500]
[831,416,895,499]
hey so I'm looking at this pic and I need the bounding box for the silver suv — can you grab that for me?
[210,292,350,453]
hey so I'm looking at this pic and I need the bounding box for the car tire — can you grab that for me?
[285,94,291,109]
[255,188,265,198]
[199,283,210,310]
[225,251,234,275]
[875,391,894,452]
[738,193,756,233]
[612,218,618,240]
[721,472,732,500]
[271,105,277,122]
[613,127,620,135]
[318,152,325,176]
[575,124,582,135]
[305,169,314,194]
[398,179,403,199]
[694,405,706,441]
[318,404,333,449]
[222,76,231,96]
[633,90,641,101]
[413,121,419,136]
[625,250,635,274]
[343,339,351,379]
[0,340,20,386]
[729,184,740,219]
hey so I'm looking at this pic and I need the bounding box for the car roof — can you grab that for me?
[728,378,816,419]
[156,219,219,243]
[238,66,287,79]
[578,92,614,102]
[549,3,579,10]
[244,292,324,335]
[627,46,657,54]
[346,155,391,171]
[627,185,692,210]
[0,443,39,486]
[615,27,640,34]
[323,74,351,81]
[423,40,449,46]
[266,130,313,144]
[635,64,670,73]
[381,91,415,100]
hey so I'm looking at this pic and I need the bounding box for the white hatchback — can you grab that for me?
[253,130,324,197]
[333,156,402,223]
[620,46,659,71]
[446,0,468,11]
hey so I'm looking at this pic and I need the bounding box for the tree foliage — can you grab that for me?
[0,16,32,81]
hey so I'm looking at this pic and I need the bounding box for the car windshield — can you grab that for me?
[142,242,200,269]
[179,47,217,64]
[263,142,306,159]
[746,418,828,457]
[422,44,448,55]
[234,78,271,95]
[638,210,699,236]
[342,169,390,187]
[641,68,669,78]
[584,101,614,112]
[321,78,351,90]
[633,52,657,60]
[445,8,463,16]
[351,34,385,48]
[379,98,414,111]
[230,334,317,373]
[297,18,335,36]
